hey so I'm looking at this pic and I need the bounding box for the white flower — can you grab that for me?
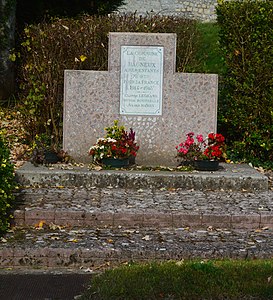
[97,138,106,142]
[90,145,99,151]
[106,137,117,143]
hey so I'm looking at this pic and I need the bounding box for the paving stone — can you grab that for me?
[2,226,273,270]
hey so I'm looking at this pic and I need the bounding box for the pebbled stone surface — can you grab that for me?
[13,186,273,229]
[1,226,273,271]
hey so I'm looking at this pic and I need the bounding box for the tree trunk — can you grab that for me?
[0,0,16,102]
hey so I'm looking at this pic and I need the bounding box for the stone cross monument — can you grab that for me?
[63,32,218,166]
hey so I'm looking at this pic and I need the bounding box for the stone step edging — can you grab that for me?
[15,162,268,192]
[13,209,273,230]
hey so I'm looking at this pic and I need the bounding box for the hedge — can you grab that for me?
[16,14,199,149]
[217,0,273,165]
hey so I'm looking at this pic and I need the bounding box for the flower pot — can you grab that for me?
[129,155,136,165]
[44,151,59,164]
[102,157,129,168]
[179,160,194,167]
[194,160,219,171]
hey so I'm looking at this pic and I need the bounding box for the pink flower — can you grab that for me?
[185,137,194,146]
[187,132,194,138]
[179,148,188,154]
[196,134,204,143]
[176,131,226,161]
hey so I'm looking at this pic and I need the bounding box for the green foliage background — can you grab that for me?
[217,0,273,165]
[16,0,125,29]
[9,0,273,166]
[0,134,15,234]
[16,15,199,148]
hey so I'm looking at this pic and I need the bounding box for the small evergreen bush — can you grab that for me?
[0,133,15,234]
[16,14,199,148]
[217,0,273,165]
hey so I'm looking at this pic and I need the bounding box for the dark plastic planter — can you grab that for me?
[194,160,219,171]
[102,157,129,168]
[44,151,59,164]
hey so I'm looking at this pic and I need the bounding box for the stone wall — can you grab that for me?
[118,0,218,22]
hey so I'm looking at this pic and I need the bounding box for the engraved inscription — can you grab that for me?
[120,46,164,115]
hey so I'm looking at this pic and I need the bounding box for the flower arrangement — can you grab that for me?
[89,120,139,162]
[176,132,226,162]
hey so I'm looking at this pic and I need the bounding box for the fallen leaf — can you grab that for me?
[67,238,78,243]
[93,262,110,270]
[35,220,46,229]
[175,259,184,266]
[94,165,102,171]
[49,223,65,230]
[80,55,87,62]
[84,268,94,273]
[142,235,150,241]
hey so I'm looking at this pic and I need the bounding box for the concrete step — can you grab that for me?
[1,226,273,271]
[3,162,271,271]
[15,162,268,192]
[13,186,273,230]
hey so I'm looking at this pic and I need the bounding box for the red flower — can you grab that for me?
[215,134,225,143]
[208,133,215,140]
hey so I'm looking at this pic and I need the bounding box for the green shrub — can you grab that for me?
[217,0,273,165]
[0,133,15,234]
[16,14,199,148]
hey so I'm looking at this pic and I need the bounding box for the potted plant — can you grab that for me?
[30,133,60,165]
[176,132,226,171]
[89,120,139,167]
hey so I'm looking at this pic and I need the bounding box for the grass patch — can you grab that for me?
[195,22,226,75]
[80,260,273,299]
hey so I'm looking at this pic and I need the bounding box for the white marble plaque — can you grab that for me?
[120,46,164,115]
